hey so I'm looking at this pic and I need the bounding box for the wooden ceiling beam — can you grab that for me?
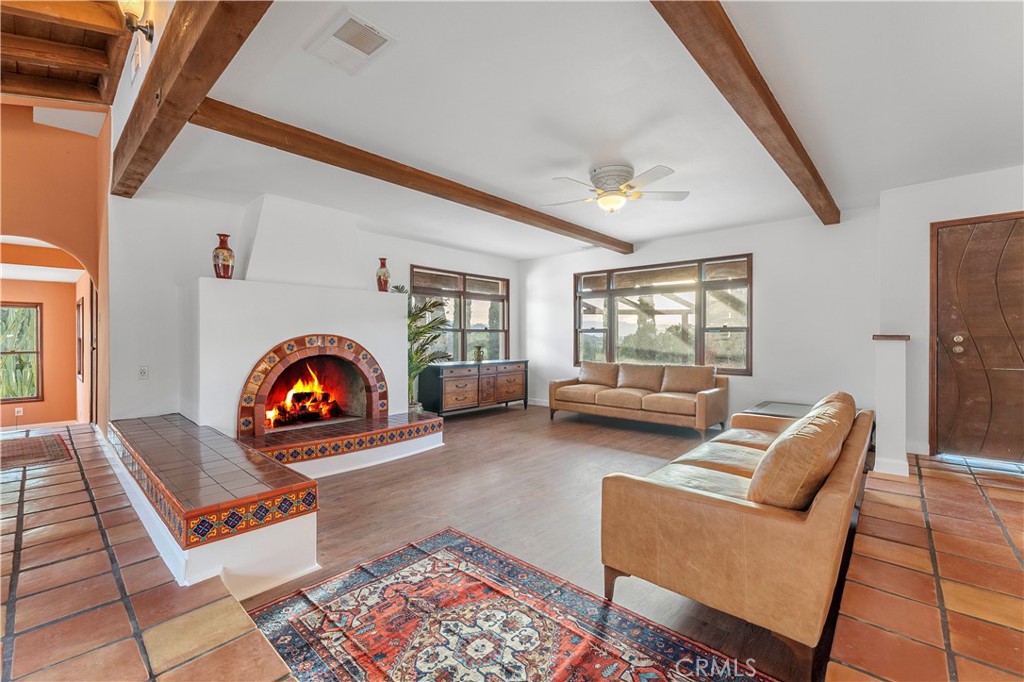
[0,71,102,104]
[0,1,123,35]
[189,98,635,254]
[110,1,273,197]
[0,33,110,73]
[651,1,840,225]
[98,30,130,104]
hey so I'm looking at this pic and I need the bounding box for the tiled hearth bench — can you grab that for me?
[107,414,320,599]
[240,411,444,477]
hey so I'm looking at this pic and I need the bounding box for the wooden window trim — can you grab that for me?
[1,301,44,403]
[573,254,753,375]
[76,297,85,382]
[410,264,511,361]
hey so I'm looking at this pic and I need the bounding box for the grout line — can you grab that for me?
[915,455,960,682]
[66,425,157,681]
[1,459,28,682]
[965,463,1024,570]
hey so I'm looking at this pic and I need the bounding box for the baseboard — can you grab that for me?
[529,398,549,407]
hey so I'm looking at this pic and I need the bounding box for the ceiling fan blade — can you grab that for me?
[541,198,596,207]
[637,191,690,202]
[622,165,674,191]
[553,176,597,191]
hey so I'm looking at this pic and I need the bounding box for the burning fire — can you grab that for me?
[265,364,345,429]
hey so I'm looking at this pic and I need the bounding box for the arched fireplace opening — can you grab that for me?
[237,334,388,439]
[264,356,367,430]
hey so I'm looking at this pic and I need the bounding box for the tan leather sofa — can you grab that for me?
[549,361,729,437]
[602,392,873,649]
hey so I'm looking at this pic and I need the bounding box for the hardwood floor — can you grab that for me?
[242,407,813,681]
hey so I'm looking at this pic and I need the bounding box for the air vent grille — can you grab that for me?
[333,18,388,56]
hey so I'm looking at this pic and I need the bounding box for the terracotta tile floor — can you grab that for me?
[828,455,1024,681]
[1,425,293,682]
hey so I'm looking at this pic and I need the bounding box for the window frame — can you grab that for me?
[410,265,511,362]
[573,254,753,375]
[1,301,44,403]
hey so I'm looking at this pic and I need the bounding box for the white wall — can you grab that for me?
[190,279,407,435]
[109,191,520,422]
[109,190,249,419]
[110,1,176,143]
[878,165,1024,454]
[522,207,881,416]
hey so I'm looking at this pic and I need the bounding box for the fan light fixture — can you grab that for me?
[597,192,628,213]
[118,0,154,42]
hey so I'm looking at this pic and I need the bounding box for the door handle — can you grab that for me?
[952,334,965,343]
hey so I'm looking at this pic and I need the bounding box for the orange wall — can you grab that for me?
[0,244,84,269]
[0,104,100,282]
[1,279,77,426]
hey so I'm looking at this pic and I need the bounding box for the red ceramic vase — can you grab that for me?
[213,233,235,279]
[376,257,391,292]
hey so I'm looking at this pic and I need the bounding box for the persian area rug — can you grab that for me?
[1,435,72,470]
[250,528,776,682]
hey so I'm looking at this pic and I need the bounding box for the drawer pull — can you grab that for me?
[455,382,469,388]
[455,396,466,401]
[505,378,516,383]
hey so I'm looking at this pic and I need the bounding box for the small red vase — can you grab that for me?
[213,233,235,279]
[376,257,391,292]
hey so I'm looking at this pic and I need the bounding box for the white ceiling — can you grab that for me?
[0,263,84,283]
[144,1,1024,260]
[0,236,60,249]
[33,107,106,137]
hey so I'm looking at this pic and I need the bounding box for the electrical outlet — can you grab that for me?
[137,365,150,380]
[14,407,23,417]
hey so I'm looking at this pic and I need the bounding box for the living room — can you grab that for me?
[1,1,1022,681]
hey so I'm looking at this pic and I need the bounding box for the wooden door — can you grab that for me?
[932,212,1024,460]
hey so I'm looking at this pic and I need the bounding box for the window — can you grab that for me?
[1,303,42,401]
[410,265,509,362]
[574,254,752,375]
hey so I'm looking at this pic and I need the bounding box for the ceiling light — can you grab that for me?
[597,192,628,213]
[118,0,154,42]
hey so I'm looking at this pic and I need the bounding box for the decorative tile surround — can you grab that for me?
[243,412,444,464]
[238,334,389,438]
[107,415,318,549]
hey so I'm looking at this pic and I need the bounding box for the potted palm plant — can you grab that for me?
[391,284,452,410]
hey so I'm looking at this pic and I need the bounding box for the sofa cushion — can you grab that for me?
[579,361,619,387]
[595,388,651,410]
[662,365,716,394]
[554,383,610,405]
[814,390,857,411]
[649,464,750,500]
[712,428,777,451]
[641,392,697,416]
[673,442,765,478]
[618,364,665,392]
[747,393,857,510]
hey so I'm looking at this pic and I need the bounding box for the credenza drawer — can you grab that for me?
[496,382,525,400]
[443,378,476,393]
[442,367,478,378]
[443,388,478,410]
[496,373,524,388]
[478,365,496,375]
[495,363,526,373]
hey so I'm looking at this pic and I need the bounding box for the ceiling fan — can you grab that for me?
[545,163,690,213]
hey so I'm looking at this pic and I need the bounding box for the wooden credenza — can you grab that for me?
[419,360,529,415]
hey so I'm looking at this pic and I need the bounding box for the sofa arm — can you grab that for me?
[696,386,728,428]
[729,413,797,433]
[602,473,841,646]
[548,377,579,403]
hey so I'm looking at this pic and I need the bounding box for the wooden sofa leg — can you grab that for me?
[604,566,628,600]
[697,428,706,441]
[550,408,557,420]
